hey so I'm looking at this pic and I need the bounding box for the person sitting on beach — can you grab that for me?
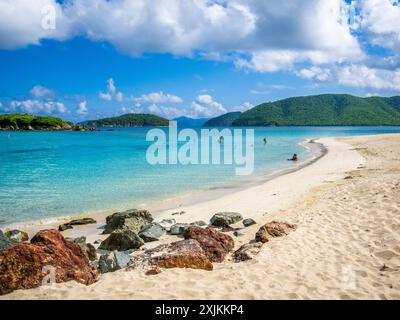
[288,153,298,161]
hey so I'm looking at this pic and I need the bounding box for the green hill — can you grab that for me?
[232,94,400,126]
[87,113,169,127]
[0,114,70,130]
[203,112,242,127]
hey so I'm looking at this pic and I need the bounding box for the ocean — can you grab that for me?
[1,126,400,226]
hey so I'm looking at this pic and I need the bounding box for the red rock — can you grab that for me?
[255,221,296,243]
[184,226,234,262]
[0,229,99,295]
[129,239,213,273]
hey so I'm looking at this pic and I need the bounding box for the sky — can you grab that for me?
[0,0,399,122]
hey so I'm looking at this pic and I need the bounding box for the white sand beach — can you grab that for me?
[2,133,400,300]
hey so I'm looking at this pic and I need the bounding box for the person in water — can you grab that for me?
[263,137,267,145]
[289,153,298,161]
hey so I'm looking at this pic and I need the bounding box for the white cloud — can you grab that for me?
[99,78,124,102]
[107,78,116,95]
[2,99,67,115]
[132,91,183,104]
[296,67,332,82]
[337,64,400,91]
[115,91,124,102]
[30,85,55,99]
[76,100,88,115]
[235,102,254,112]
[99,92,112,101]
[190,94,227,117]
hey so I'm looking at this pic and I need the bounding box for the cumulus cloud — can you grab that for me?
[76,100,88,115]
[99,78,124,102]
[132,92,183,104]
[30,85,55,99]
[296,67,332,82]
[190,95,227,117]
[0,99,67,115]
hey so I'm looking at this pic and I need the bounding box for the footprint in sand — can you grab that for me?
[374,250,396,260]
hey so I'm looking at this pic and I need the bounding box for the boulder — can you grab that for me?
[0,229,99,295]
[255,221,296,243]
[184,226,234,263]
[103,209,153,234]
[139,224,166,242]
[191,220,207,227]
[58,217,96,232]
[0,230,13,252]
[210,212,243,227]
[242,218,256,227]
[233,242,264,262]
[4,230,29,243]
[169,223,190,236]
[99,230,144,251]
[66,236,97,261]
[129,239,213,273]
[98,251,131,273]
[158,218,176,232]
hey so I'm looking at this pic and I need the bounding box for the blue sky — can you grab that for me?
[0,0,399,121]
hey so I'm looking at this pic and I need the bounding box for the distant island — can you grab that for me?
[203,112,242,127]
[229,94,400,126]
[87,113,169,127]
[0,114,96,131]
[173,116,209,127]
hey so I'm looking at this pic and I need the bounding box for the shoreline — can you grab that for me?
[2,138,325,235]
[4,133,400,299]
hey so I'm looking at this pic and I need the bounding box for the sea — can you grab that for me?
[1,126,400,226]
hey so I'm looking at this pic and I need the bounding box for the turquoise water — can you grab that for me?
[1,126,400,226]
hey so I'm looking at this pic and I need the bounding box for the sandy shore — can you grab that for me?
[2,133,400,299]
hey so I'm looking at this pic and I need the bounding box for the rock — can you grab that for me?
[158,218,176,231]
[255,221,296,243]
[233,242,264,262]
[210,212,243,227]
[242,218,256,227]
[94,239,102,244]
[169,223,190,236]
[0,230,14,252]
[184,226,234,263]
[98,251,131,273]
[4,230,29,243]
[171,211,185,216]
[139,224,166,242]
[0,229,99,295]
[191,220,207,227]
[58,217,96,232]
[66,236,97,261]
[99,230,144,251]
[129,239,213,273]
[103,209,153,234]
[145,267,162,275]
[233,231,244,237]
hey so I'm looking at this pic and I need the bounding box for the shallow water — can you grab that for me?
[1,126,399,225]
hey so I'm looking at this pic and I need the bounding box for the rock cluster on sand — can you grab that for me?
[58,217,97,231]
[4,229,29,242]
[184,226,234,262]
[138,223,166,242]
[210,212,243,227]
[242,218,256,227]
[98,251,131,273]
[0,229,99,295]
[255,221,296,243]
[233,221,297,262]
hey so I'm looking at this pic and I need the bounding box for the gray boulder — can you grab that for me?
[210,212,243,227]
[158,218,176,231]
[242,218,256,227]
[103,209,153,234]
[169,223,190,236]
[4,229,29,242]
[98,251,131,273]
[99,230,144,251]
[139,223,166,242]
[58,217,97,232]
[191,220,207,227]
[0,230,13,252]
